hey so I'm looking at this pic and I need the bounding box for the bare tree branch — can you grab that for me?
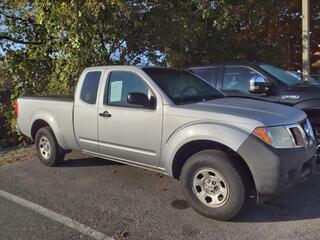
[0,10,37,25]
[0,34,42,45]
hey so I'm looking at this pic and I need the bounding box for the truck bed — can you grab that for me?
[17,96,79,150]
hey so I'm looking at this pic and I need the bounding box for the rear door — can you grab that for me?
[74,70,102,152]
[97,70,163,167]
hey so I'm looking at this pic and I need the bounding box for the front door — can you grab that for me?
[222,66,278,102]
[98,70,163,167]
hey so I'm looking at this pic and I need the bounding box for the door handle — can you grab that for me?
[99,111,112,118]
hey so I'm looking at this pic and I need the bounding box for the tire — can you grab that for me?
[180,149,250,221]
[35,127,65,167]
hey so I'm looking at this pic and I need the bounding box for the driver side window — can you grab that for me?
[104,71,155,108]
[223,66,266,93]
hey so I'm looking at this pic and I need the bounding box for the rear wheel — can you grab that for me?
[180,149,250,221]
[35,127,65,166]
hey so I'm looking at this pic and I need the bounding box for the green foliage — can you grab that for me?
[0,0,319,143]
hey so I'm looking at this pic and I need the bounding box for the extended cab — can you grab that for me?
[187,63,320,155]
[16,66,316,220]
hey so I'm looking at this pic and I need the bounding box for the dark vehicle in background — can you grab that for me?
[187,63,320,155]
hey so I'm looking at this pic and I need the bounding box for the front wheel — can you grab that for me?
[180,150,250,221]
[35,127,65,167]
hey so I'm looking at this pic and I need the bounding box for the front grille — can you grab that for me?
[289,127,306,147]
[287,119,315,148]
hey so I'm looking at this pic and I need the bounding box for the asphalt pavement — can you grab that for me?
[1,151,320,240]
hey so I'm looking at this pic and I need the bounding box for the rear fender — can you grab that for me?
[30,111,69,149]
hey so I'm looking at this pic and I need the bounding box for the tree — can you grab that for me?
[0,0,319,143]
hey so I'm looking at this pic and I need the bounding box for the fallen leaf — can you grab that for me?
[160,187,168,192]
[114,231,129,239]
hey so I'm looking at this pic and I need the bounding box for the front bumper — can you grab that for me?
[237,135,316,202]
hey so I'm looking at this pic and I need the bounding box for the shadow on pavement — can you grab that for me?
[61,157,121,167]
[239,169,320,223]
[59,154,320,223]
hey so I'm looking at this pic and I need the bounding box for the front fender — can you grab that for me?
[30,111,69,149]
[161,121,252,176]
[294,99,320,110]
[294,99,320,126]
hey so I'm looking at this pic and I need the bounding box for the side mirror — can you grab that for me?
[127,92,155,109]
[249,75,271,94]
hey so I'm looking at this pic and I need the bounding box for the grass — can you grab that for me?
[0,146,36,166]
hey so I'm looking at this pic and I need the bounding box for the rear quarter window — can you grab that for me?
[80,71,102,104]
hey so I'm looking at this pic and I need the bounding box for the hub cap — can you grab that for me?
[39,136,51,160]
[192,168,229,208]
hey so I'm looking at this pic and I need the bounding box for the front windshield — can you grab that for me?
[143,68,224,105]
[259,64,301,85]
[287,71,319,85]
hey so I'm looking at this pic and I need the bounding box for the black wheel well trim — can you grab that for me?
[302,109,320,127]
[31,119,68,153]
[31,119,51,141]
[171,140,256,191]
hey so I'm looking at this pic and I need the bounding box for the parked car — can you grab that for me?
[16,66,316,221]
[187,63,320,156]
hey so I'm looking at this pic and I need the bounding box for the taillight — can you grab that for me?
[15,101,19,119]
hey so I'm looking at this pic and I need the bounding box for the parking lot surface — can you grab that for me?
[1,151,320,240]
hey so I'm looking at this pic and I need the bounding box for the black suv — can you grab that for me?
[187,63,320,154]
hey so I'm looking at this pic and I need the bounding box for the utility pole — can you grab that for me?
[302,0,310,81]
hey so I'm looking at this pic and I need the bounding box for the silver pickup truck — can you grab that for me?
[16,66,316,220]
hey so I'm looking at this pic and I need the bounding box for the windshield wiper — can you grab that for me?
[201,95,223,101]
[175,95,223,105]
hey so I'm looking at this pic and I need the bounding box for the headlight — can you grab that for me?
[253,126,295,148]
